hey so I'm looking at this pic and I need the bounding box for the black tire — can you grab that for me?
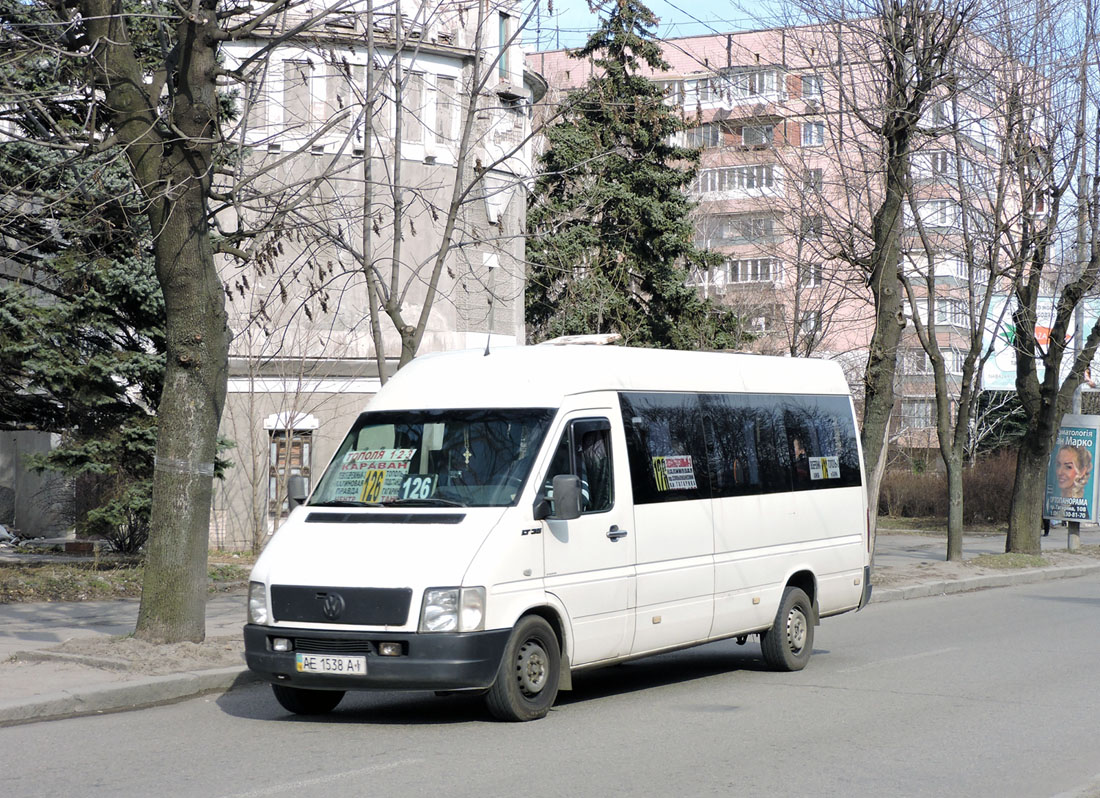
[760,586,814,672]
[485,615,561,721]
[271,684,345,715]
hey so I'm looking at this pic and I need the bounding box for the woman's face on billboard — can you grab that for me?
[1057,448,1083,493]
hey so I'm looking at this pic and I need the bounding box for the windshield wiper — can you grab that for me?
[386,497,466,507]
[309,499,384,508]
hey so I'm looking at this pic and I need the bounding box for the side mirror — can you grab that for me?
[287,475,309,510]
[550,475,582,521]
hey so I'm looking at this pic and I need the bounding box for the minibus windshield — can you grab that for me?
[310,408,556,508]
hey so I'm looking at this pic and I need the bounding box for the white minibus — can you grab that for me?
[244,345,872,721]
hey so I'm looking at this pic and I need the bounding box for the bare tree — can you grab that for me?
[774,0,972,538]
[989,0,1100,553]
[221,0,550,388]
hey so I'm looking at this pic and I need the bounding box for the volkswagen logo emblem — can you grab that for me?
[320,592,345,620]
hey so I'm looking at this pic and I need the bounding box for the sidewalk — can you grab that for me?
[2,528,1099,727]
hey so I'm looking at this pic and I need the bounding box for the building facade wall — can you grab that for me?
[211,1,540,549]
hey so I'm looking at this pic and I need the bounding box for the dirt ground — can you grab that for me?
[33,634,247,675]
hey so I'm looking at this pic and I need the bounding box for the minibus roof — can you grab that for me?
[366,345,853,411]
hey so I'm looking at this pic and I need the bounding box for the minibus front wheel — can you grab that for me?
[760,586,814,672]
[271,684,346,715]
[485,615,561,721]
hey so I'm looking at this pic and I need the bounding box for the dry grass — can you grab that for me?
[0,552,253,603]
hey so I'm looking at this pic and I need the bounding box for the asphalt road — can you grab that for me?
[4,575,1100,798]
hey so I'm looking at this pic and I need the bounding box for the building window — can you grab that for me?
[904,347,965,375]
[800,310,822,335]
[401,72,424,144]
[727,257,780,284]
[683,123,722,148]
[901,398,936,430]
[742,124,773,147]
[284,60,314,129]
[694,164,780,195]
[269,430,312,518]
[798,262,823,287]
[726,68,780,101]
[929,100,953,126]
[930,150,952,179]
[801,215,823,240]
[716,213,776,242]
[802,73,823,99]
[912,199,959,229]
[935,298,968,327]
[655,79,684,106]
[750,314,771,332]
[498,12,510,79]
[947,348,965,374]
[434,76,456,144]
[802,120,825,146]
[804,168,824,192]
[902,347,932,375]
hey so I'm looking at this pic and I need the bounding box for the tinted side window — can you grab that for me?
[623,391,862,504]
[779,396,862,489]
[620,393,711,504]
[702,393,788,495]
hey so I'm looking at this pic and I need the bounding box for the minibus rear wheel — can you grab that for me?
[485,615,561,721]
[760,586,814,672]
[271,684,345,715]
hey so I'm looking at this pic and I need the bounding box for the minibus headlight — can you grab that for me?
[248,581,269,625]
[420,587,485,633]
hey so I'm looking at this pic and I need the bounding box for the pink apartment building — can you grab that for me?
[534,22,1016,460]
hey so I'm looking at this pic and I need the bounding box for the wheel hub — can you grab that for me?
[787,608,808,653]
[516,640,547,696]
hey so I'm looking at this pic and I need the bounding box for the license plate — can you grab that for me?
[295,653,367,675]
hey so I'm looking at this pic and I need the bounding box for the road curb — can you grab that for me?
[871,562,1100,603]
[0,667,262,727]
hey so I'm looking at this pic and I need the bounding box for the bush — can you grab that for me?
[83,483,151,554]
[879,450,1017,525]
[961,450,1017,524]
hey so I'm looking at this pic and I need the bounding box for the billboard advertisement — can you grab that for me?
[1044,415,1100,522]
[982,297,1100,391]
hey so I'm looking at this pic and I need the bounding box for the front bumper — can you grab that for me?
[243,624,511,691]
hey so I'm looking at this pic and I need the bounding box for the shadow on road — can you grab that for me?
[217,638,827,725]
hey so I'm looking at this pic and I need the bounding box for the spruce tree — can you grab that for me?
[0,27,166,550]
[526,0,744,349]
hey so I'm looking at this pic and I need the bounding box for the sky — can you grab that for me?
[525,0,792,51]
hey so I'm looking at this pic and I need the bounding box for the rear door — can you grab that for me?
[542,406,636,666]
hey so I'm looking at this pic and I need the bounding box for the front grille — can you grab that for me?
[271,585,413,625]
[292,638,376,655]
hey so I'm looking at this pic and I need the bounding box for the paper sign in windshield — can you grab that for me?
[652,455,698,491]
[808,456,840,480]
[332,448,415,503]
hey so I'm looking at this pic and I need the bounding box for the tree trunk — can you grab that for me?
[944,450,963,561]
[80,5,233,643]
[860,230,905,538]
[1006,432,1048,555]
